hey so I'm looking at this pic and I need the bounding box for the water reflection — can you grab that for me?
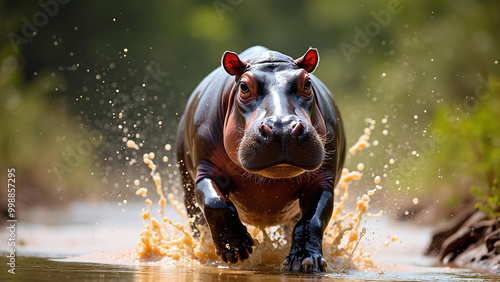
[1,257,497,282]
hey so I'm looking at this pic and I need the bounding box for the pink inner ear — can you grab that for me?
[302,49,319,73]
[223,52,246,76]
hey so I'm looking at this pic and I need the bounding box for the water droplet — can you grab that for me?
[357,163,365,171]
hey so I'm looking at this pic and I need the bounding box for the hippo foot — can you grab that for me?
[281,219,327,272]
[281,252,327,273]
[213,224,254,264]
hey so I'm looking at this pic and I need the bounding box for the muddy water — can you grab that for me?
[1,256,499,281]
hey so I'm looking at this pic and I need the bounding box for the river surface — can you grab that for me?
[0,201,498,281]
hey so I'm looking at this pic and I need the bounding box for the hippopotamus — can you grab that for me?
[176,46,345,272]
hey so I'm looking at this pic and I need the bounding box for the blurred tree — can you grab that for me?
[0,0,102,215]
[1,0,499,212]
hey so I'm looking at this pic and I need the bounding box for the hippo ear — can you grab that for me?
[294,48,320,73]
[222,51,248,77]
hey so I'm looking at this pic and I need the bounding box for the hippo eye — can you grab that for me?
[299,77,313,100]
[304,78,312,90]
[240,82,249,92]
[239,82,251,99]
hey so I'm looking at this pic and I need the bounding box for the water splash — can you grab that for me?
[130,118,389,272]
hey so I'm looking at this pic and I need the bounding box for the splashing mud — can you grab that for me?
[130,118,389,273]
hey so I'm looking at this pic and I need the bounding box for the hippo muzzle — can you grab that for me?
[238,114,325,178]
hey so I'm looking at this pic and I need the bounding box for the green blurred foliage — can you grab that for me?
[0,0,499,211]
[439,77,499,217]
[0,47,101,211]
[472,180,500,219]
[407,76,500,214]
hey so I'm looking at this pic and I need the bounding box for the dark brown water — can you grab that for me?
[0,256,498,282]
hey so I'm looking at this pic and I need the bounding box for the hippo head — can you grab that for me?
[222,48,327,179]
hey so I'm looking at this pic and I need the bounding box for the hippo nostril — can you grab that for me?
[291,122,304,140]
[259,123,272,140]
[259,126,266,139]
[298,126,304,138]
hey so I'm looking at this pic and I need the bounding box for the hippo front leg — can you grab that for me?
[282,177,334,272]
[195,177,254,263]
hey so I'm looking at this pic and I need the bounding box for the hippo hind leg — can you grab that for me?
[179,160,206,238]
[176,134,206,238]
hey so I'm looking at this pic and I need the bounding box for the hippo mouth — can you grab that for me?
[251,164,306,179]
[238,137,325,179]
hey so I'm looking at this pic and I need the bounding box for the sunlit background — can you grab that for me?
[1,0,499,227]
